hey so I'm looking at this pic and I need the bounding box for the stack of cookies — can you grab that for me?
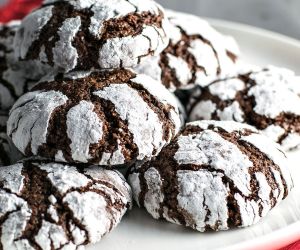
[0,0,297,249]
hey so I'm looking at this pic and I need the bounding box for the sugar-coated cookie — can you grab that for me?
[8,69,182,166]
[134,10,240,91]
[0,161,131,249]
[128,120,293,231]
[14,0,170,74]
[188,66,300,151]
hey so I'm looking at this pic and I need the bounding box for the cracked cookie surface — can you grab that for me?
[188,66,300,151]
[14,0,170,74]
[134,10,240,91]
[128,120,293,231]
[0,161,132,250]
[7,69,182,167]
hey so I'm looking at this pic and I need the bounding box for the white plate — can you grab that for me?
[88,20,300,250]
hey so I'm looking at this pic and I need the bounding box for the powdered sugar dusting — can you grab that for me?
[15,0,169,73]
[188,66,300,151]
[281,133,300,151]
[167,54,192,87]
[209,78,245,100]
[187,120,257,134]
[189,100,217,121]
[14,6,54,59]
[63,191,109,243]
[176,170,229,231]
[255,172,272,216]
[241,133,293,190]
[39,163,91,194]
[67,101,103,163]
[262,125,285,142]
[135,10,239,90]
[94,83,164,161]
[217,101,245,122]
[53,17,81,72]
[0,190,32,249]
[133,56,162,82]
[0,162,131,248]
[127,173,141,206]
[174,130,253,195]
[144,168,164,219]
[0,164,24,194]
[248,74,300,118]
[98,23,168,69]
[7,90,68,154]
[35,221,68,250]
[129,120,293,232]
[235,193,260,227]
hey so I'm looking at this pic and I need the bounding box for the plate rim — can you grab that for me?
[208,17,300,49]
[208,18,300,250]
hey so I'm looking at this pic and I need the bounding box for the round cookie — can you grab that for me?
[134,10,240,91]
[0,21,37,112]
[14,0,170,74]
[188,66,300,151]
[7,69,182,167]
[128,120,293,232]
[0,161,132,249]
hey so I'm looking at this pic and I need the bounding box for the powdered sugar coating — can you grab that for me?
[0,191,32,250]
[128,120,293,231]
[188,120,257,133]
[0,163,24,194]
[189,100,216,120]
[176,170,229,231]
[241,133,293,190]
[66,101,103,163]
[7,90,69,154]
[143,168,164,219]
[15,0,170,73]
[14,6,53,59]
[188,66,300,151]
[217,101,245,122]
[0,162,132,250]
[166,54,192,87]
[134,10,239,91]
[8,70,181,166]
[94,83,164,161]
[52,17,81,72]
[174,130,253,195]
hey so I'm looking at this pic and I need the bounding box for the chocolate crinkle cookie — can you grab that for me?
[0,21,37,112]
[7,69,182,167]
[14,0,170,74]
[128,120,293,232]
[0,161,132,250]
[134,10,240,91]
[188,66,300,151]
